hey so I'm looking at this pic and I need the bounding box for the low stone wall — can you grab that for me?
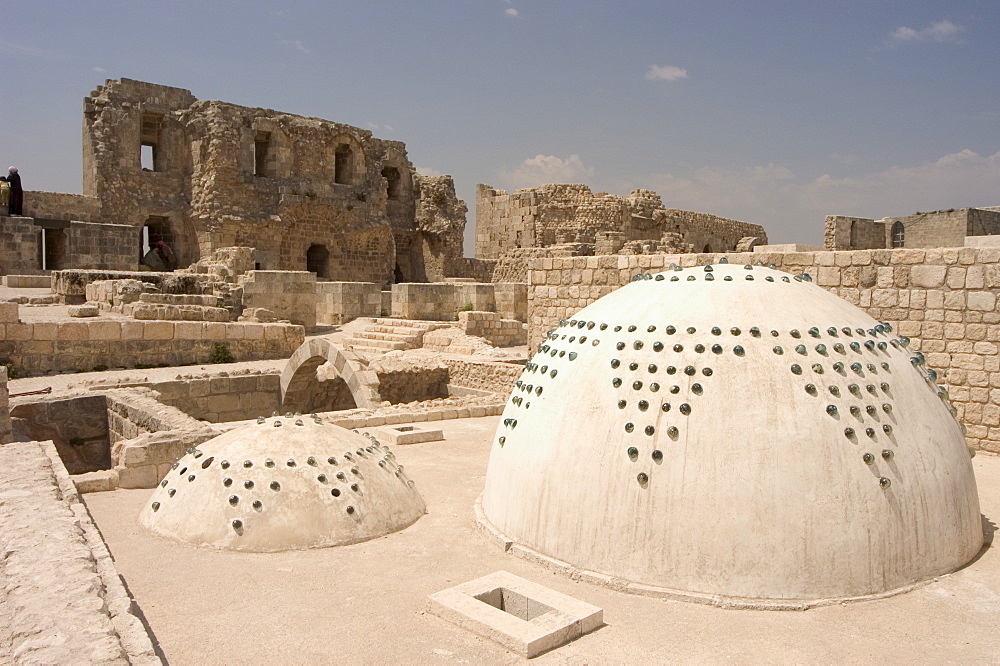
[0,439,157,664]
[0,318,303,376]
[105,389,218,489]
[441,357,523,394]
[3,274,52,288]
[0,215,45,275]
[10,393,111,474]
[459,310,526,347]
[449,257,497,282]
[316,281,382,324]
[391,281,527,322]
[22,190,103,222]
[527,247,1000,453]
[53,268,206,302]
[128,372,281,422]
[241,270,318,326]
[369,355,450,404]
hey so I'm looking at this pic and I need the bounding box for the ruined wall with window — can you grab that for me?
[475,183,767,260]
[69,78,466,284]
[825,209,1000,251]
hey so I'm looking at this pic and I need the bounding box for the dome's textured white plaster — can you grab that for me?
[482,263,982,605]
[141,416,425,552]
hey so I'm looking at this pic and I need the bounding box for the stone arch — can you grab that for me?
[280,337,381,412]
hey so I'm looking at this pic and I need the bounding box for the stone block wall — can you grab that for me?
[0,215,43,275]
[826,209,1000,251]
[129,372,281,422]
[10,394,112,474]
[0,367,10,444]
[440,357,523,394]
[527,247,1000,453]
[459,311,526,347]
[449,257,497,282]
[316,281,383,324]
[0,319,303,376]
[66,220,137,270]
[390,281,527,322]
[53,269,207,302]
[240,270,317,326]
[22,191,103,222]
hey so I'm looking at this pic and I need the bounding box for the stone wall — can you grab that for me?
[22,191,103,222]
[391,281,527,322]
[440,357,523,394]
[0,367,10,444]
[826,209,1000,250]
[127,372,281,422]
[458,311,526,347]
[0,318,303,376]
[53,268,207,303]
[240,270,317,326]
[0,216,137,275]
[10,394,111,474]
[476,182,766,259]
[527,247,1000,454]
[449,257,497,282]
[316,281,383,324]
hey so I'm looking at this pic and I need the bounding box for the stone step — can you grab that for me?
[352,330,423,343]
[343,337,409,351]
[364,325,429,336]
[368,317,449,331]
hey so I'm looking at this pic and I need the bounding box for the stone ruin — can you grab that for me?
[476,184,768,281]
[7,78,477,284]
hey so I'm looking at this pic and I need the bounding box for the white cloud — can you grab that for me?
[279,39,310,54]
[416,166,445,177]
[889,19,962,44]
[505,8,519,17]
[631,149,1000,245]
[93,66,107,73]
[498,154,595,189]
[366,122,394,133]
[645,64,688,82]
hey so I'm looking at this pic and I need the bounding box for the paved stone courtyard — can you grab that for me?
[82,415,1000,663]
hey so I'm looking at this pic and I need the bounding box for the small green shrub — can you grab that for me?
[69,437,86,447]
[92,364,109,372]
[380,308,389,317]
[134,363,154,369]
[212,342,235,364]
[355,192,366,202]
[305,190,317,199]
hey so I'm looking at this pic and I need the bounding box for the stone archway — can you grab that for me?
[280,337,381,412]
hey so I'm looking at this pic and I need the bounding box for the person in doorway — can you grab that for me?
[7,167,23,216]
[0,177,9,212]
[157,240,176,271]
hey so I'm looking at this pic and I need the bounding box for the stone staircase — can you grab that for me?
[343,318,451,355]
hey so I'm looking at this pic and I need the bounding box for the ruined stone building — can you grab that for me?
[476,183,767,260]
[4,78,468,283]
[825,207,1000,251]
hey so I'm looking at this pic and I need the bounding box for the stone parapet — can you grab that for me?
[526,246,1000,453]
[316,281,382,324]
[0,319,303,376]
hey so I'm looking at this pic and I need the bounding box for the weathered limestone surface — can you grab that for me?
[0,318,303,376]
[826,208,1000,250]
[458,311,526,347]
[476,183,766,260]
[0,368,10,444]
[240,270,317,326]
[526,246,1000,453]
[0,441,131,663]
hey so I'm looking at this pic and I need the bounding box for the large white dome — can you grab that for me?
[141,415,425,552]
[481,263,982,606]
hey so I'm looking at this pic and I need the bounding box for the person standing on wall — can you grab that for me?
[7,167,23,216]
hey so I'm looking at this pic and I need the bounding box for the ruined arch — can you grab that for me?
[280,337,381,413]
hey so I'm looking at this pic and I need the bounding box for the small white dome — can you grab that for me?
[482,263,982,605]
[141,415,425,552]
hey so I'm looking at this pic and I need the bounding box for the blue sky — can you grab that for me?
[3,1,998,253]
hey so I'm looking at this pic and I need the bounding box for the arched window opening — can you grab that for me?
[334,144,352,185]
[306,244,330,278]
[891,222,905,248]
[382,166,401,200]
